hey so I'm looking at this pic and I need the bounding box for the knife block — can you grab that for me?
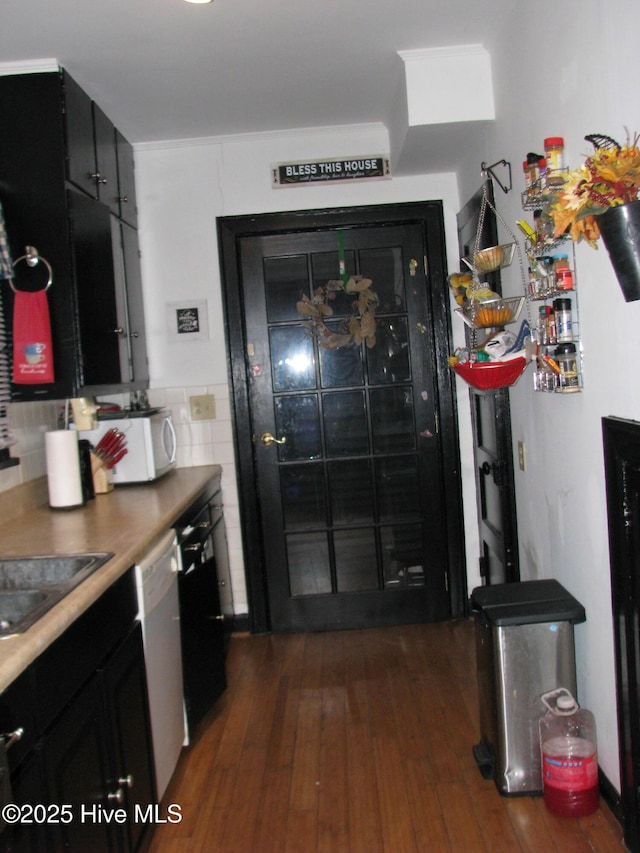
[90,451,114,494]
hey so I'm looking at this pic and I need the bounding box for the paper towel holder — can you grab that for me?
[10,246,53,293]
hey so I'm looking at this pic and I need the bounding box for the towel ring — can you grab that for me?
[10,246,53,293]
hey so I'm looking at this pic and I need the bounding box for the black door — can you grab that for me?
[220,203,466,633]
[457,183,520,585]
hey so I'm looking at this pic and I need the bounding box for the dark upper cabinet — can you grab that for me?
[93,102,121,217]
[115,129,138,227]
[65,70,120,217]
[111,218,149,385]
[69,190,122,388]
[64,70,98,200]
[0,68,147,401]
[121,221,148,383]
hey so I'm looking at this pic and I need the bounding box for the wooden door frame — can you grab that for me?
[218,202,466,634]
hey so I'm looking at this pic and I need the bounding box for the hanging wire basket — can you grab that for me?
[462,241,516,274]
[450,177,533,392]
[456,295,525,329]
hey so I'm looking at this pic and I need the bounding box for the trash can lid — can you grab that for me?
[470,579,586,627]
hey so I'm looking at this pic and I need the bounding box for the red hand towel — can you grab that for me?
[12,290,54,384]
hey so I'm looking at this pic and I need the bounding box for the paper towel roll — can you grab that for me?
[45,430,85,509]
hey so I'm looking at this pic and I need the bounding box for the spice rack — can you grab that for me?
[520,174,583,394]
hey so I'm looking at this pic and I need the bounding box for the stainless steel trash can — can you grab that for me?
[471,579,586,796]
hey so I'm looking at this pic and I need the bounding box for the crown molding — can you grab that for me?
[0,59,59,76]
[134,122,387,152]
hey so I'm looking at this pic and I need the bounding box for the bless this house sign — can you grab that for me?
[272,155,391,187]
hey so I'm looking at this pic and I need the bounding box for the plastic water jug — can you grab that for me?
[539,688,599,817]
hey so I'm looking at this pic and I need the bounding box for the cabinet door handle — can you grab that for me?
[118,774,134,789]
[90,172,108,185]
[108,787,125,805]
[1,727,24,751]
[113,327,125,336]
[118,196,129,204]
[130,331,139,338]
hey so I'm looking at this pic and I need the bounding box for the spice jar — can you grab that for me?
[534,209,554,246]
[553,297,573,342]
[554,297,573,341]
[555,343,580,391]
[554,255,574,290]
[544,137,565,186]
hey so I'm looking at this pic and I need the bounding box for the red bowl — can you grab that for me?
[453,358,528,391]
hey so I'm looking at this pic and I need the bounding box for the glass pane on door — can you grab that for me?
[370,387,415,453]
[367,317,411,384]
[270,326,315,392]
[381,524,425,588]
[275,395,321,461]
[287,533,331,596]
[328,460,373,524]
[376,457,421,521]
[323,391,368,456]
[359,247,405,311]
[335,529,378,592]
[265,255,310,322]
[281,464,326,529]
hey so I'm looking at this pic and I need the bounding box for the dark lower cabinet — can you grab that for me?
[2,749,47,853]
[45,673,118,853]
[102,623,156,853]
[0,570,156,853]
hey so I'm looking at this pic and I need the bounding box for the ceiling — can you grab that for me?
[2,0,508,165]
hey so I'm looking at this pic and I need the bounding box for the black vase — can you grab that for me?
[596,200,640,302]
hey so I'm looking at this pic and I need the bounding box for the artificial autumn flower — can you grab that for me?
[549,130,640,249]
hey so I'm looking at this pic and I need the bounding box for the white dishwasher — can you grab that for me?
[135,530,186,800]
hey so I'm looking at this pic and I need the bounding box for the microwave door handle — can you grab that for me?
[163,416,177,463]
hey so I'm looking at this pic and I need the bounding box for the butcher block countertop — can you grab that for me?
[0,465,221,693]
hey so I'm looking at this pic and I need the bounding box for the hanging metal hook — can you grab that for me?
[10,245,53,292]
[481,159,512,194]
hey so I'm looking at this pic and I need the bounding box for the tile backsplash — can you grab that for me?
[0,385,247,614]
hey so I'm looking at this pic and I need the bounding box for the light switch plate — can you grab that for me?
[189,394,216,421]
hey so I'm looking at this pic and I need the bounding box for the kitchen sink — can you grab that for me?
[0,553,113,637]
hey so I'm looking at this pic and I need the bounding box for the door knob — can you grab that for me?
[481,459,506,486]
[260,432,286,446]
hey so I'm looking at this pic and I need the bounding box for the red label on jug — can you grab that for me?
[542,744,597,791]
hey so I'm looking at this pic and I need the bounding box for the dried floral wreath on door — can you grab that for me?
[297,275,379,349]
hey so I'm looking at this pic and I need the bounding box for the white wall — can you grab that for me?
[453,0,640,792]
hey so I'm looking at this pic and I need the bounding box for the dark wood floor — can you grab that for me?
[148,619,626,852]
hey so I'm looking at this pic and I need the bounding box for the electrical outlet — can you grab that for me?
[517,440,526,472]
[189,394,216,421]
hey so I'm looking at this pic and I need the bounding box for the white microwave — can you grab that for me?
[79,408,177,484]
